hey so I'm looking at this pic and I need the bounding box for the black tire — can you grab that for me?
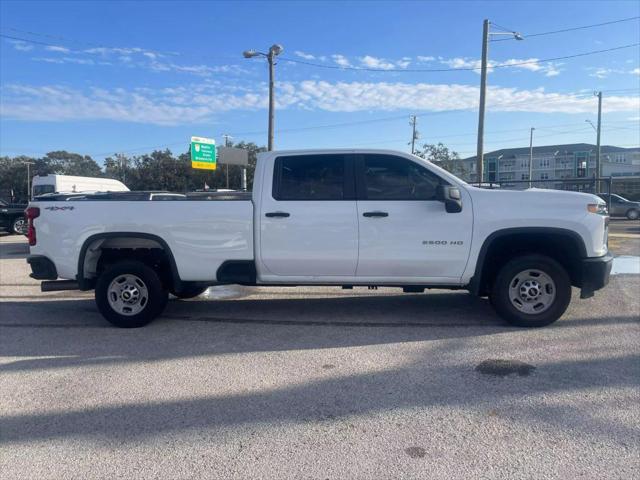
[95,260,168,328]
[626,209,639,221]
[170,285,208,299]
[12,216,27,235]
[490,254,571,328]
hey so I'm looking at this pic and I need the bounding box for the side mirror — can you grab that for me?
[436,185,463,213]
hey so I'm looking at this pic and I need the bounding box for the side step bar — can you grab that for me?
[41,280,80,292]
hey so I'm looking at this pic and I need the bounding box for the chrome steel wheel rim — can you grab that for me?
[508,269,556,315]
[107,274,149,316]
[14,218,26,234]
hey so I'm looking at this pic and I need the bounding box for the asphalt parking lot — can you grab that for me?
[1,222,638,479]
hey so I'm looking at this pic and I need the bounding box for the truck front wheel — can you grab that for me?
[490,254,571,327]
[95,261,168,328]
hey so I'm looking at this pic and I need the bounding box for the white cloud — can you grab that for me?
[44,45,71,53]
[33,57,95,65]
[358,55,412,70]
[332,54,351,67]
[359,55,397,70]
[2,81,638,126]
[440,57,562,76]
[148,61,244,76]
[417,56,435,62]
[294,50,315,60]
[589,68,612,79]
[631,67,640,75]
[8,40,33,52]
[7,39,250,77]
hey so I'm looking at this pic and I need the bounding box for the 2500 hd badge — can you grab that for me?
[422,240,464,246]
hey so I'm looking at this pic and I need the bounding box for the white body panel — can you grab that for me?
[29,149,608,288]
[30,201,253,281]
[32,175,129,196]
[256,151,359,278]
[355,196,473,280]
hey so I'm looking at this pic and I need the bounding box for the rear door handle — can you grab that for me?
[362,211,388,218]
[265,211,290,218]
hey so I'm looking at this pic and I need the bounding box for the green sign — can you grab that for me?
[191,136,216,170]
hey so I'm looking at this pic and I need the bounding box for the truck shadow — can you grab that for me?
[0,292,506,371]
[1,289,636,375]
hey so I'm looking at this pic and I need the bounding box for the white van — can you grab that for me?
[32,175,129,197]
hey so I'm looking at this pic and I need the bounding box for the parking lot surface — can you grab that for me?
[1,230,639,479]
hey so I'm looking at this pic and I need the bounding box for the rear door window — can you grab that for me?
[273,154,353,200]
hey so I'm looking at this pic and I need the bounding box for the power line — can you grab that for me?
[280,43,639,72]
[3,30,638,75]
[492,15,640,42]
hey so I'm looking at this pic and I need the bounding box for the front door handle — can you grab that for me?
[265,211,290,218]
[362,211,389,218]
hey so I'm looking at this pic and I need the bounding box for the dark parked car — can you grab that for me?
[0,200,28,234]
[597,193,640,220]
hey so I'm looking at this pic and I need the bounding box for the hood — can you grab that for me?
[466,185,603,205]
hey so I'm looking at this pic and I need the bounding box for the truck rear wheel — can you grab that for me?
[95,260,168,328]
[490,254,571,327]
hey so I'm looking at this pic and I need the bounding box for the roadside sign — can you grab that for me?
[190,136,216,170]
[217,147,249,166]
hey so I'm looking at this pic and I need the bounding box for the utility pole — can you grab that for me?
[528,127,535,188]
[243,45,283,152]
[120,156,127,185]
[223,134,232,189]
[595,91,602,188]
[267,52,275,151]
[410,115,418,154]
[475,20,523,185]
[23,161,35,201]
[476,19,490,185]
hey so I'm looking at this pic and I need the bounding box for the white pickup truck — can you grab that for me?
[26,149,612,328]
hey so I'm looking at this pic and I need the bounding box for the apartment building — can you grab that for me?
[460,143,640,186]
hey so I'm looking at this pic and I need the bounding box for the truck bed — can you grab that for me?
[29,193,255,282]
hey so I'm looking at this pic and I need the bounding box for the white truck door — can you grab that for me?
[259,153,359,277]
[355,153,473,280]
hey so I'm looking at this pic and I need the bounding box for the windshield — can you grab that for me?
[33,185,55,196]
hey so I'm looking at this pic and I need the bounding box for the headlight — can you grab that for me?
[587,203,608,215]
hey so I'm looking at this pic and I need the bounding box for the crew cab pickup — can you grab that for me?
[26,149,612,328]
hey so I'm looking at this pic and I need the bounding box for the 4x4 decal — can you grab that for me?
[44,206,75,211]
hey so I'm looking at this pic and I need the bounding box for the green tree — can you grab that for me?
[414,143,468,178]
[0,156,35,203]
[40,151,102,177]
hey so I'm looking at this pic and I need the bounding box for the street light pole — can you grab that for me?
[243,44,283,151]
[476,19,490,185]
[528,127,535,188]
[475,20,523,185]
[23,161,35,201]
[595,91,602,182]
[268,52,276,152]
[410,115,417,154]
[222,134,232,189]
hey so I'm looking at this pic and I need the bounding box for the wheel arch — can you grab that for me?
[77,232,181,290]
[469,227,587,296]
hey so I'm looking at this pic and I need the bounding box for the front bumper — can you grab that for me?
[579,252,613,298]
[27,255,58,280]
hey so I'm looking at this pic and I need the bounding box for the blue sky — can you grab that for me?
[0,0,638,164]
